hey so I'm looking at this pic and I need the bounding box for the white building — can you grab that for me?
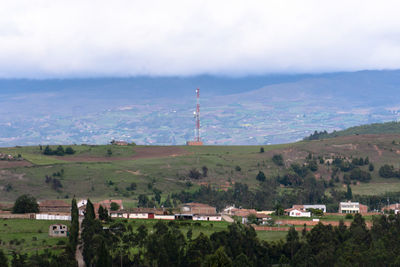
[339,202,359,213]
[287,209,311,217]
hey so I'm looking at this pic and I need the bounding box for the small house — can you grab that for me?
[285,208,311,217]
[49,224,68,237]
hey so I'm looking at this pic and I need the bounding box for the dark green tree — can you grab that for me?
[345,185,353,200]
[43,145,52,155]
[69,198,79,252]
[12,194,39,214]
[0,250,8,267]
[110,202,120,211]
[256,171,266,182]
[55,145,65,156]
[65,147,75,155]
[369,163,375,172]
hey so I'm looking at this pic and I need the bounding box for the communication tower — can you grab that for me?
[187,88,203,146]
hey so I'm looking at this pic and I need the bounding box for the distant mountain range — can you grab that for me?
[0,70,400,146]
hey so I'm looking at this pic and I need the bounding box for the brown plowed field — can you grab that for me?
[57,146,188,162]
[0,160,32,169]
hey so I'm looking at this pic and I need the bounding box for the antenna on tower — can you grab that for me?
[187,88,203,146]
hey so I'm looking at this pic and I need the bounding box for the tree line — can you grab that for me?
[78,209,400,266]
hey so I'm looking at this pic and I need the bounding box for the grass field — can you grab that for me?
[0,219,70,260]
[1,134,400,203]
[110,218,288,242]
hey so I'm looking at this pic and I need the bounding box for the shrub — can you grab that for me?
[272,154,284,166]
[188,168,202,179]
[345,214,353,219]
[256,171,266,182]
[379,164,396,178]
[350,168,371,182]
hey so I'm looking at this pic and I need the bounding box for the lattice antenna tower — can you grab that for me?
[194,88,201,142]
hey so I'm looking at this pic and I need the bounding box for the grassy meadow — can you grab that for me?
[0,219,70,260]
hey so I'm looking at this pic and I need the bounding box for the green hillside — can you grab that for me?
[2,133,400,212]
[305,121,400,140]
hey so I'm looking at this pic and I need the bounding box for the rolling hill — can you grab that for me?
[1,131,400,210]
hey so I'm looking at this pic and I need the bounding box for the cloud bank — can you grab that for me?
[1,0,400,78]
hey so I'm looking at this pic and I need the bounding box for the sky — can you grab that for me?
[1,0,400,78]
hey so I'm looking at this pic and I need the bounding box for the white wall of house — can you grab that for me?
[193,215,222,221]
[127,213,149,219]
[289,210,311,217]
[36,214,71,221]
[154,215,175,220]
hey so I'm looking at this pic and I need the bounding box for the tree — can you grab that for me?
[256,171,266,182]
[153,189,162,204]
[188,168,202,179]
[0,250,8,267]
[138,194,149,207]
[126,182,137,191]
[98,205,109,221]
[187,228,193,240]
[345,184,353,200]
[204,247,232,267]
[272,154,284,166]
[369,163,375,172]
[12,194,39,214]
[65,147,75,155]
[110,202,120,211]
[379,164,396,178]
[274,203,284,216]
[286,226,300,261]
[70,198,79,252]
[202,166,209,177]
[55,145,65,156]
[43,145,52,155]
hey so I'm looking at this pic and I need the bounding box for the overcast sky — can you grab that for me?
[1,0,400,78]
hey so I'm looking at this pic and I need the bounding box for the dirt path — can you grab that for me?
[75,217,85,267]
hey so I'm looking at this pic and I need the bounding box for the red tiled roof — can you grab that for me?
[183,202,214,208]
[38,200,70,207]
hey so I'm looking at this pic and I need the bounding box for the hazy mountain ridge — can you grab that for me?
[0,70,400,146]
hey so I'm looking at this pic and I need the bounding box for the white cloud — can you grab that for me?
[1,0,400,78]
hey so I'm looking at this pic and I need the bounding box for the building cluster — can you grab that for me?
[283,202,371,217]
[24,198,400,224]
[111,202,222,221]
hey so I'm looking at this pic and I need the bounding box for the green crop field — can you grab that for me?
[0,219,70,260]
[1,134,400,204]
